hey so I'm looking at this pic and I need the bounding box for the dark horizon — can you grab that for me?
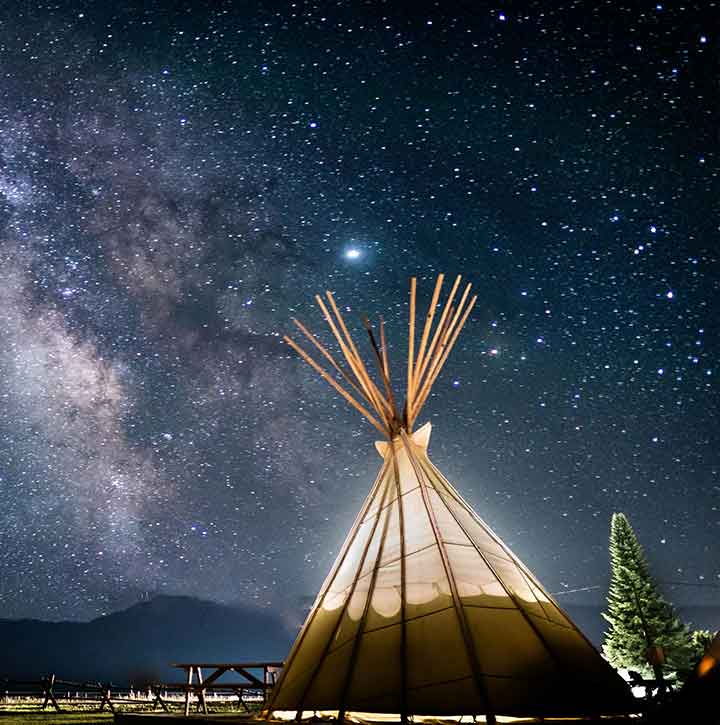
[0,592,716,683]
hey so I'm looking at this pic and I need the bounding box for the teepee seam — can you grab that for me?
[265,460,391,716]
[428,456,602,652]
[412,452,564,678]
[391,447,409,723]
[293,460,395,716]
[399,431,496,723]
[337,449,401,721]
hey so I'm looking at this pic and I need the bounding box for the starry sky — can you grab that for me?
[0,0,717,625]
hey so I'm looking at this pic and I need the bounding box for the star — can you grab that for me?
[0,0,714,639]
[344,247,362,260]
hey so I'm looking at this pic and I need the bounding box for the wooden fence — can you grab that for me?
[0,673,272,714]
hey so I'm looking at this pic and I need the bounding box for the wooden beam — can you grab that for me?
[412,279,471,401]
[411,297,461,420]
[292,318,369,404]
[400,431,496,724]
[323,292,395,422]
[325,291,362,365]
[263,460,392,719]
[314,295,392,425]
[362,315,399,428]
[419,281,472,394]
[413,274,462,394]
[284,336,387,435]
[406,277,417,422]
[295,468,395,715]
[379,315,390,383]
[410,294,477,423]
[413,274,444,390]
[283,274,478,437]
[314,295,365,380]
[337,438,396,722]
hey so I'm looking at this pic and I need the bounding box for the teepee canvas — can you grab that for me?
[267,275,633,722]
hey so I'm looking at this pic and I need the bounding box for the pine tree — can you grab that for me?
[602,512,695,679]
[690,629,716,660]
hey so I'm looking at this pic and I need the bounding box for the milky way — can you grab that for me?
[0,1,717,623]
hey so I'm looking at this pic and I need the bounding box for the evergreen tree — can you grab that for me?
[690,629,716,661]
[602,512,695,679]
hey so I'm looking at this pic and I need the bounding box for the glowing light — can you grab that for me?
[344,248,362,260]
[698,655,716,677]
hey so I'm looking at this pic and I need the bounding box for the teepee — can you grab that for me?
[267,275,633,723]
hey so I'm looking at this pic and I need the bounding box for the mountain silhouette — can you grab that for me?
[1,596,713,686]
[0,595,293,684]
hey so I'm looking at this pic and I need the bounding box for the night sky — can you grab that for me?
[0,1,717,626]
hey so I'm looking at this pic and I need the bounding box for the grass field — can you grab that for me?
[0,698,256,723]
[0,712,113,724]
[0,702,644,725]
[0,710,641,725]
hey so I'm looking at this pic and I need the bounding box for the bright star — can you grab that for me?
[344,248,362,260]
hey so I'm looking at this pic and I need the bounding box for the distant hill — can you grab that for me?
[2,595,714,685]
[0,595,294,684]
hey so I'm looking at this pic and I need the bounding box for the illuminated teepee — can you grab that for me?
[266,275,633,723]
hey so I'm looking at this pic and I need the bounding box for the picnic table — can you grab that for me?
[170,661,283,716]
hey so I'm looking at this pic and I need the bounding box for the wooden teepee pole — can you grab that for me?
[413,273,444,390]
[406,277,417,427]
[411,293,477,423]
[412,280,471,401]
[413,274,462,393]
[283,336,387,435]
[379,315,391,383]
[323,292,394,420]
[291,318,369,404]
[411,293,476,424]
[314,294,392,426]
[362,315,400,433]
[283,274,477,438]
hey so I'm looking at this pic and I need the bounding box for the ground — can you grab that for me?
[0,712,113,724]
